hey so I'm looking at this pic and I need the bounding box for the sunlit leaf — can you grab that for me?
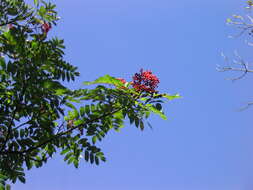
[162,93,181,100]
[83,74,124,87]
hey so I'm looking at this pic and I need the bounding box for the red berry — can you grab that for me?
[131,69,159,93]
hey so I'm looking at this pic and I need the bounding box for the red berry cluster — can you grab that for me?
[41,22,52,33]
[131,69,159,93]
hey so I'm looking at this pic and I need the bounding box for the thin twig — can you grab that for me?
[217,52,253,81]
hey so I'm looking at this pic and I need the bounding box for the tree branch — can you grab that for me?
[0,105,123,155]
[217,52,253,81]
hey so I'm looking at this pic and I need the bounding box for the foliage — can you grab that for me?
[0,0,179,188]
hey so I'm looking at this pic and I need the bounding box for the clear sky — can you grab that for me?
[14,0,253,189]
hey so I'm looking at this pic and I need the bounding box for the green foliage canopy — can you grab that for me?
[0,0,179,187]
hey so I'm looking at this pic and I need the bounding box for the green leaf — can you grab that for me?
[18,176,25,184]
[92,136,97,144]
[43,80,67,92]
[83,75,123,87]
[54,88,68,95]
[90,153,94,164]
[129,115,134,124]
[0,57,6,70]
[73,119,84,126]
[78,138,87,146]
[34,0,39,6]
[84,151,89,161]
[0,184,4,190]
[100,156,106,162]
[134,118,139,128]
[140,120,144,131]
[64,152,73,161]
[38,6,47,17]
[95,156,99,165]
[146,104,167,120]
[60,148,70,155]
[73,159,79,168]
[66,72,70,81]
[80,107,85,117]
[7,8,18,16]
[25,158,33,170]
[85,105,90,115]
[0,174,7,181]
[67,110,79,120]
[91,104,96,112]
[145,111,150,119]
[162,93,181,100]
[5,184,11,190]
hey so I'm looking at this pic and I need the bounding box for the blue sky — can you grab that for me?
[14,0,253,189]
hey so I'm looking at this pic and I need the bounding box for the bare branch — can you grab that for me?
[217,52,253,81]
